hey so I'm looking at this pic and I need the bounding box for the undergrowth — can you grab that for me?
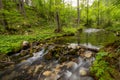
[0,26,77,54]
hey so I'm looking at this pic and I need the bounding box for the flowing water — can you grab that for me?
[0,28,117,80]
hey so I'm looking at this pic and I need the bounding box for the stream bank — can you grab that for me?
[0,42,97,80]
[90,40,120,80]
[0,28,118,80]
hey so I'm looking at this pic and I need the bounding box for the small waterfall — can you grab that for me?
[17,48,45,66]
[0,46,50,80]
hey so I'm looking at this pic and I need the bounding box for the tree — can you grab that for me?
[0,0,3,24]
[97,0,100,26]
[0,0,8,30]
[18,0,26,17]
[77,0,80,26]
[0,0,2,9]
[55,0,62,32]
[86,0,89,26]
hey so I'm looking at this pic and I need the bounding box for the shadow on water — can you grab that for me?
[0,28,117,80]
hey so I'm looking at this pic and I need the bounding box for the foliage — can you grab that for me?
[90,52,114,80]
[0,0,120,31]
[0,26,77,54]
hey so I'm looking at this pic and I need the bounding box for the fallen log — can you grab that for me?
[79,45,100,52]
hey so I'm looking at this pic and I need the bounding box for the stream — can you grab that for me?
[0,28,117,80]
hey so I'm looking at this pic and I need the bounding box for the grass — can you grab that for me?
[0,26,77,54]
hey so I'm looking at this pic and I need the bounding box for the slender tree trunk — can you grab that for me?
[0,0,3,26]
[19,0,26,17]
[0,0,9,30]
[55,0,61,33]
[77,0,80,26]
[13,0,17,3]
[56,11,61,32]
[86,0,89,26]
[97,0,100,26]
[0,0,2,9]
[49,0,52,20]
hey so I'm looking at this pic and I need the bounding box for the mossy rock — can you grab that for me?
[44,52,52,60]
[67,49,79,55]
[19,50,29,57]
[59,56,67,63]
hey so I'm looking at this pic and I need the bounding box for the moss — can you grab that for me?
[91,40,120,80]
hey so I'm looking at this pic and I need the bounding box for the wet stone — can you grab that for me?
[27,66,35,74]
[22,41,30,50]
[53,68,61,74]
[33,65,43,75]
[59,56,67,63]
[20,50,29,56]
[79,68,88,76]
[44,52,52,60]
[43,71,52,77]
[77,48,85,57]
[0,39,98,80]
[84,51,93,58]
[66,61,78,72]
[68,43,78,49]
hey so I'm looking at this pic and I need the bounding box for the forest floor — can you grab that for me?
[0,26,77,54]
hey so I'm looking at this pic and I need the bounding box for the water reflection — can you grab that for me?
[81,28,116,49]
[53,28,116,49]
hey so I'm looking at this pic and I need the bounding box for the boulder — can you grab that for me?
[22,41,30,49]
[68,43,78,49]
[66,61,78,72]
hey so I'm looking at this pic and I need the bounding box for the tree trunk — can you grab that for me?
[86,0,89,26]
[0,0,3,26]
[55,0,61,33]
[0,0,9,30]
[0,0,2,9]
[19,0,26,17]
[77,0,80,26]
[97,0,100,26]
[55,11,61,32]
[49,0,52,20]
